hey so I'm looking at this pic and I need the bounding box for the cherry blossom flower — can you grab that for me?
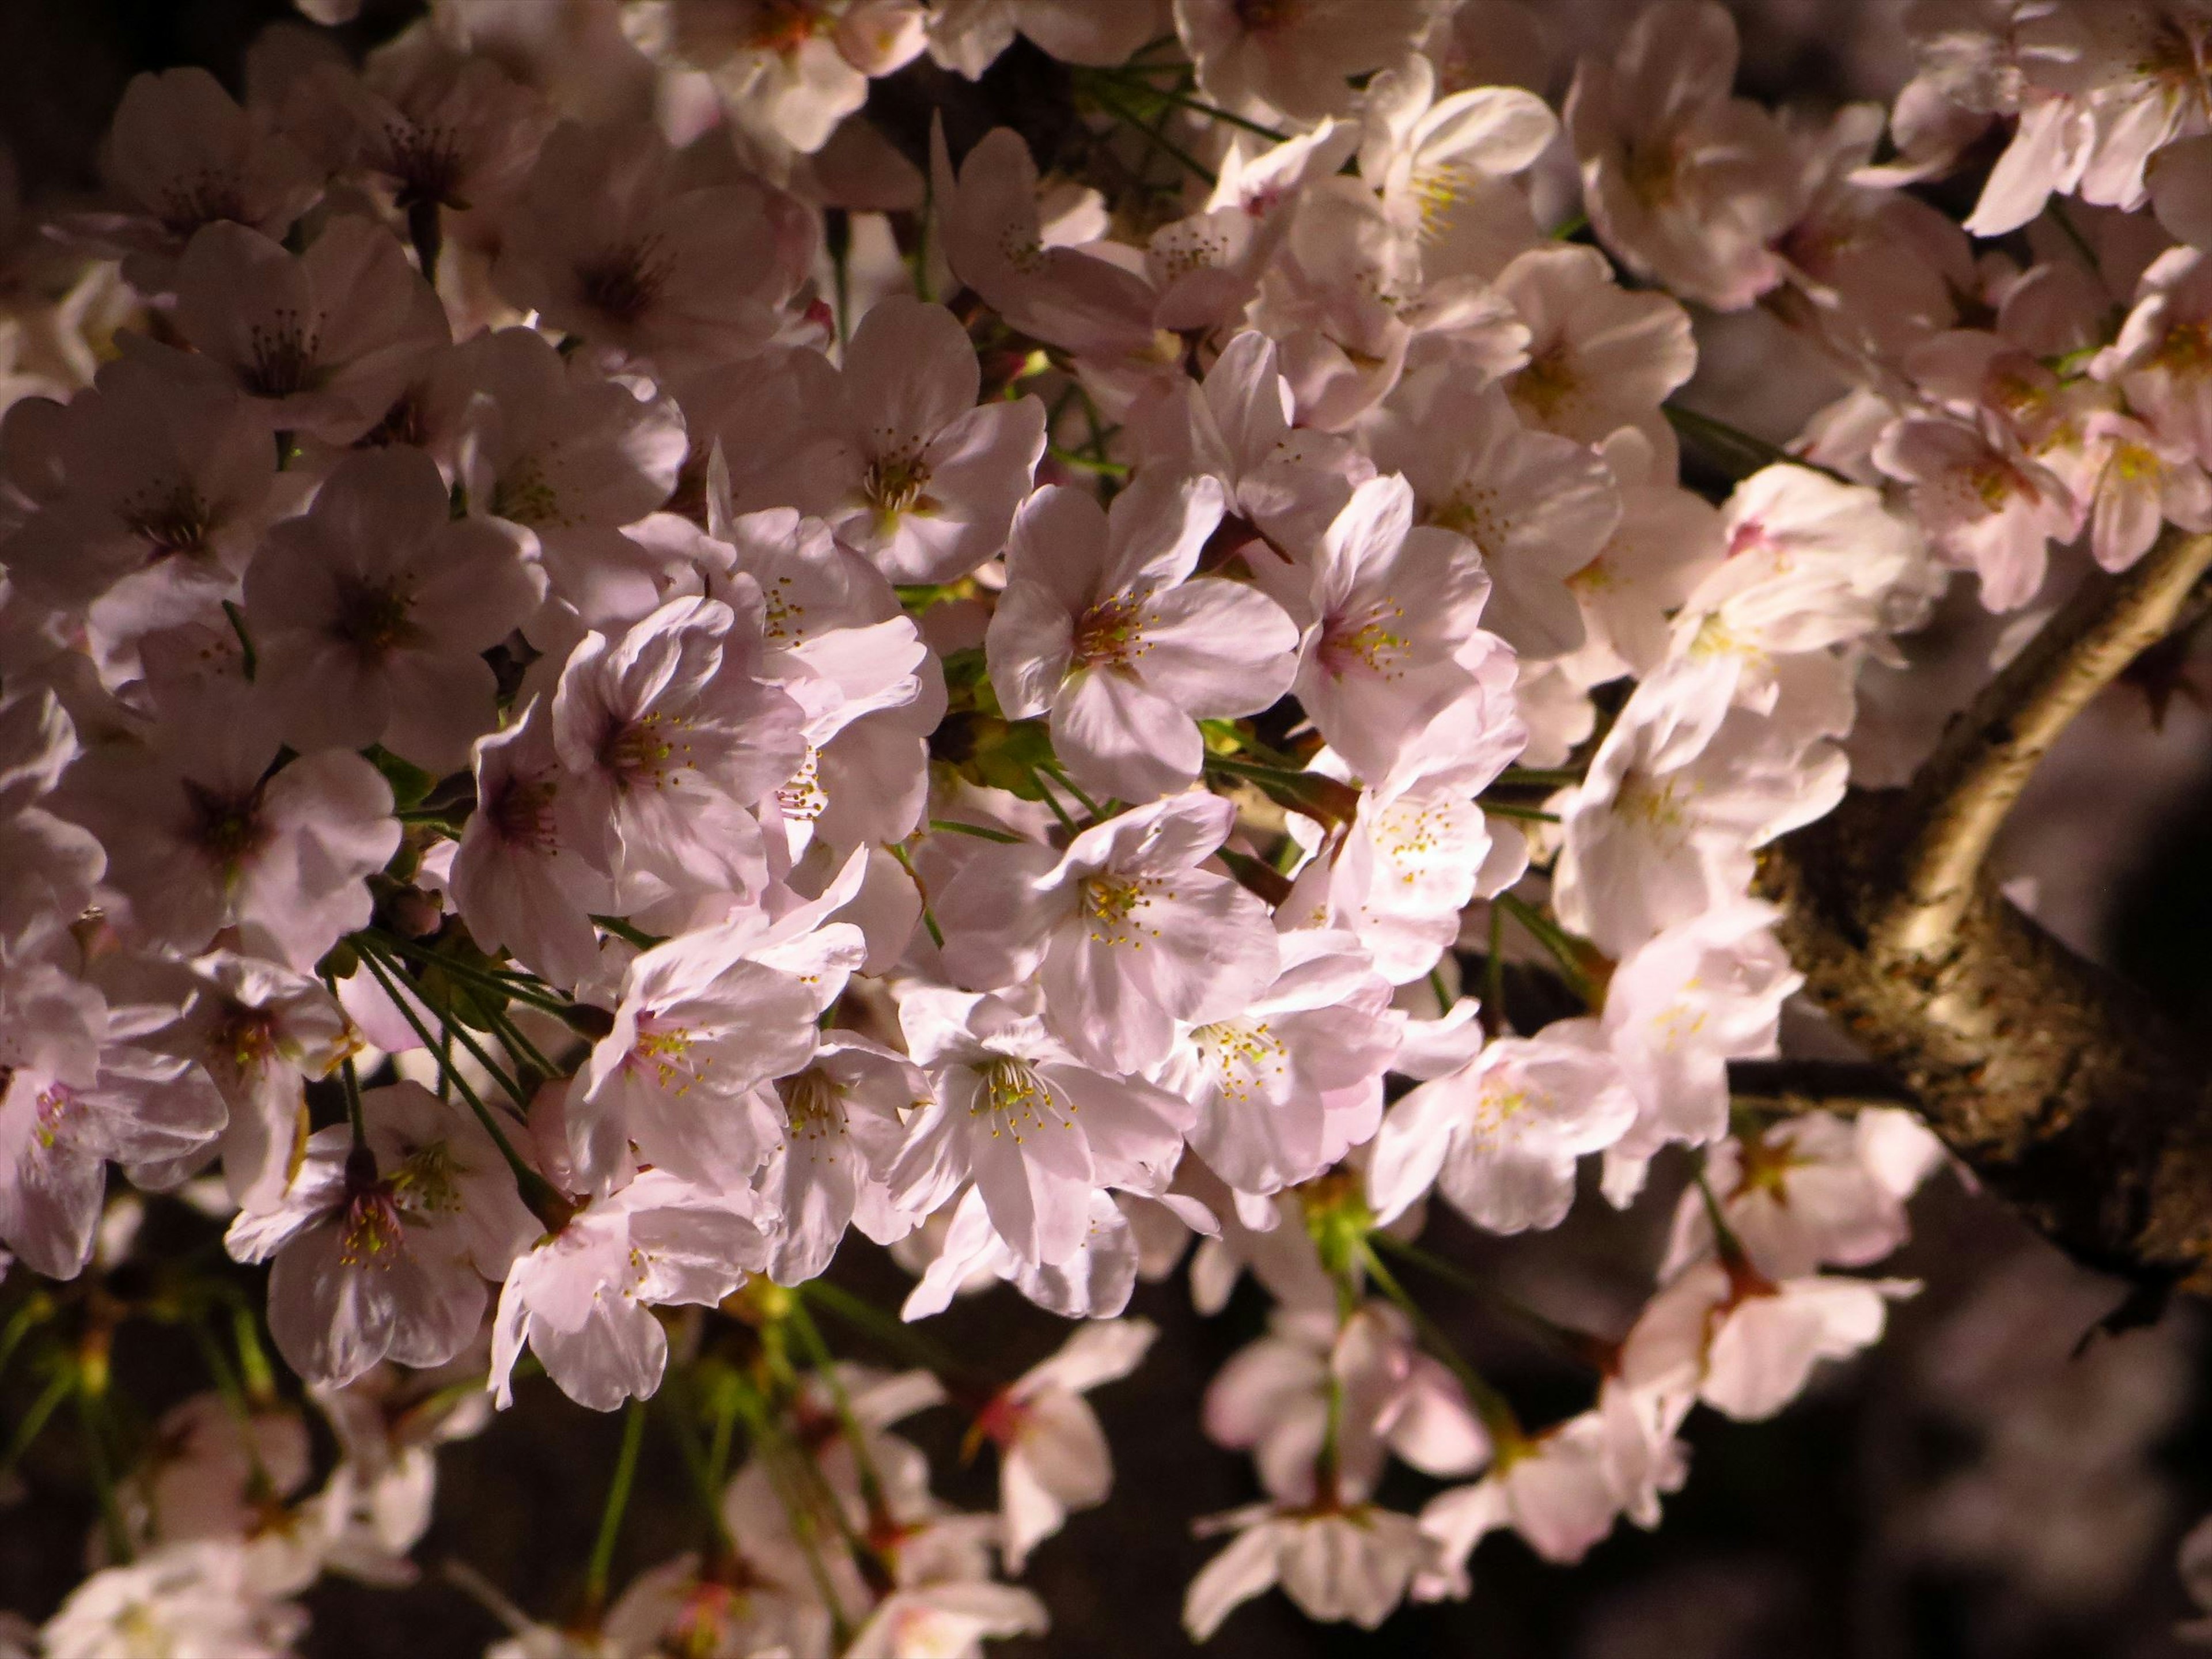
[1182,1501,1439,1639]
[929,0,1162,77]
[1204,1303,1486,1504]
[932,126,1162,369]
[1158,927,1398,1199]
[887,985,1198,1267]
[39,1543,307,1659]
[1872,415,2079,611]
[62,68,320,291]
[975,1318,1154,1570]
[164,950,354,1215]
[491,1165,768,1410]
[1495,244,1698,445]
[986,473,1300,803]
[1596,899,1801,1206]
[935,791,1281,1073]
[226,1081,538,1388]
[1662,1108,1947,1281]
[1620,1252,1917,1422]
[61,687,401,972]
[548,591,805,899]
[1373,372,1621,658]
[433,325,687,616]
[1416,1413,1623,1586]
[1368,1021,1637,1234]
[900,1184,1157,1320]
[1566,0,1797,310]
[1554,690,1848,956]
[1174,0,1431,123]
[308,32,553,249]
[644,0,929,155]
[756,1033,928,1285]
[728,296,1046,584]
[0,356,275,631]
[170,217,451,443]
[450,702,616,990]
[570,888,865,1194]
[495,119,815,369]
[0,961,226,1279]
[245,446,540,771]
[1254,472,1506,786]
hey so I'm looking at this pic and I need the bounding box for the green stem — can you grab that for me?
[798,1280,972,1382]
[358,940,531,1109]
[584,1401,646,1613]
[355,945,574,1231]
[1090,69,1286,141]
[1484,900,1508,1035]
[591,914,664,951]
[75,1378,133,1563]
[0,1293,52,1386]
[1087,82,1217,185]
[1370,1233,1609,1373]
[786,1300,890,1527]
[885,842,944,949]
[1494,892,1596,1005]
[1479,800,1561,823]
[927,819,1024,844]
[221,601,257,682]
[357,929,573,1014]
[1361,1245,1523,1446]
[0,1369,70,1483]
[1046,444,1130,476]
[1039,762,1102,821]
[1031,771,1081,838]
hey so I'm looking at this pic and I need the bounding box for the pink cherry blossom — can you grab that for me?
[245,446,540,771]
[887,985,1198,1267]
[170,217,451,442]
[935,791,1281,1072]
[226,1081,537,1388]
[986,474,1300,803]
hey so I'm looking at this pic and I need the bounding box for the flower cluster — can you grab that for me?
[5,0,2208,1651]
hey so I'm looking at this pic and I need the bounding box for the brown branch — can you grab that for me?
[1881,531,2212,956]
[1761,529,2212,1293]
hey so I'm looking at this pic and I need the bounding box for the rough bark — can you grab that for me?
[1759,529,2212,1291]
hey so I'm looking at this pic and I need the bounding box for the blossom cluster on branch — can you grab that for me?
[2,0,2210,1653]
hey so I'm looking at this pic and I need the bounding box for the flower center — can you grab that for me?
[156,169,248,238]
[382,118,467,208]
[120,480,215,562]
[1194,1020,1287,1104]
[602,711,693,791]
[1078,872,1167,948]
[244,311,324,399]
[577,238,672,327]
[331,573,421,658]
[1071,593,1150,669]
[778,1067,844,1145]
[1509,343,1579,423]
[632,1019,709,1094]
[862,451,935,518]
[183,778,268,870]
[491,457,566,527]
[1233,0,1298,34]
[976,1057,1076,1144]
[1318,601,1410,680]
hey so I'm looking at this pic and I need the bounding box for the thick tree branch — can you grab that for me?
[1762,529,2212,1291]
[1882,531,2212,957]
